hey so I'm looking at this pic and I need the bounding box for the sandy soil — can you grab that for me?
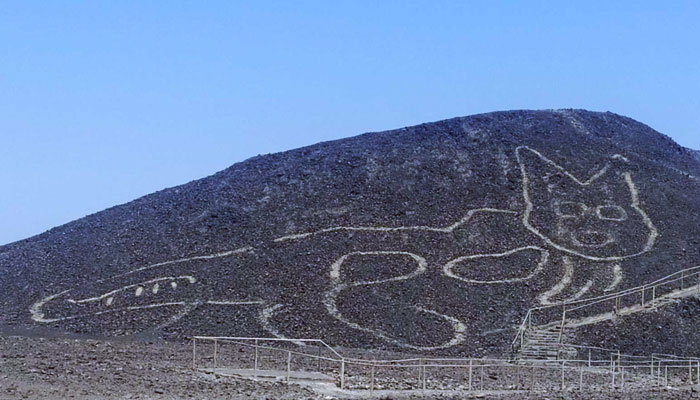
[2,334,700,400]
[0,335,319,400]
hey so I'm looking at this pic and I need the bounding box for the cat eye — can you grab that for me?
[596,205,628,221]
[555,201,586,218]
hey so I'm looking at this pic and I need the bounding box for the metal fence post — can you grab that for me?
[192,337,197,370]
[520,328,524,350]
[422,363,427,391]
[621,366,624,389]
[254,339,259,370]
[370,363,375,393]
[317,345,322,372]
[559,306,566,345]
[480,364,484,391]
[340,359,345,389]
[682,271,685,289]
[588,349,592,367]
[286,351,291,382]
[561,361,565,390]
[418,358,422,383]
[468,359,473,391]
[579,364,583,391]
[690,360,693,385]
[611,354,615,389]
[213,339,218,370]
[665,365,668,386]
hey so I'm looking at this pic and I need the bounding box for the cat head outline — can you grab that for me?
[516,146,658,261]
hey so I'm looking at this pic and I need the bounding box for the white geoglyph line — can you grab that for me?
[324,285,467,351]
[258,304,292,341]
[324,251,467,350]
[32,298,263,324]
[563,284,700,329]
[518,146,611,186]
[517,146,658,261]
[30,290,70,323]
[604,265,623,292]
[31,301,188,323]
[205,300,264,305]
[30,145,660,352]
[538,257,574,305]
[68,276,197,304]
[155,303,198,331]
[556,110,592,137]
[274,209,518,243]
[106,246,253,281]
[330,251,428,285]
[442,246,549,284]
[612,154,630,162]
[624,172,659,254]
[30,246,255,324]
[562,280,593,302]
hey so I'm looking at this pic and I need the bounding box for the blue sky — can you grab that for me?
[1,1,699,245]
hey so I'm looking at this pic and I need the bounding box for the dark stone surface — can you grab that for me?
[1,109,699,357]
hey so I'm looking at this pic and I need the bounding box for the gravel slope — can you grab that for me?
[1,109,700,357]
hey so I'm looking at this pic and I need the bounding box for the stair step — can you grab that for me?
[524,351,559,354]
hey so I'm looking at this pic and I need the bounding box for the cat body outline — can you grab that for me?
[30,146,658,350]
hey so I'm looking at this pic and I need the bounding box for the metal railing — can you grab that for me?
[191,336,700,392]
[512,264,700,356]
[187,267,700,392]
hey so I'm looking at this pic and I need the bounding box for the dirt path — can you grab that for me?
[2,334,700,399]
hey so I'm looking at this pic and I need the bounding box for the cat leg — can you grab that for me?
[538,256,576,305]
[603,264,623,292]
[538,257,622,305]
[324,251,467,350]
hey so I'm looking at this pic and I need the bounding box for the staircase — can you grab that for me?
[513,265,700,362]
[517,325,576,360]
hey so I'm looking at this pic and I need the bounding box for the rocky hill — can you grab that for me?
[2,109,700,356]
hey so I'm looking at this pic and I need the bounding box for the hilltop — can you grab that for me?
[2,109,700,356]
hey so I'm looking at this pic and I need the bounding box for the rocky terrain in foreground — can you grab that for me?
[2,335,699,400]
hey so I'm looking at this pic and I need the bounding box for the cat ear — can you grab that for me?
[516,146,613,187]
[516,147,573,187]
[589,154,638,190]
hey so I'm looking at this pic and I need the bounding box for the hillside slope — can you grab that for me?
[2,109,699,356]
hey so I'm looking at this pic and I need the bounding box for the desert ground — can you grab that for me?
[2,334,700,400]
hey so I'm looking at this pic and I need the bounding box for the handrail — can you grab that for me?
[567,271,700,312]
[193,336,344,360]
[510,309,532,350]
[222,338,343,363]
[193,335,700,373]
[528,264,700,313]
[648,265,700,286]
[652,352,700,361]
[512,263,700,354]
